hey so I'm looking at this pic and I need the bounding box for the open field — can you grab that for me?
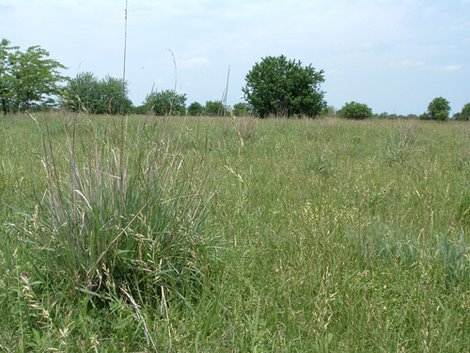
[0,114,469,352]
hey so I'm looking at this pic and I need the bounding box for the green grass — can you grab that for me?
[0,113,469,352]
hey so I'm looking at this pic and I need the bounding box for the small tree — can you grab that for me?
[99,76,133,114]
[426,97,451,121]
[455,103,470,121]
[232,102,252,117]
[204,100,228,116]
[62,73,132,114]
[187,101,204,116]
[338,101,373,119]
[144,90,186,116]
[242,55,326,118]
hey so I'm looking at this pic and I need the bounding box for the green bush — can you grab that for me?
[232,102,252,117]
[426,97,451,121]
[455,103,470,121]
[187,101,204,116]
[62,72,133,114]
[338,101,373,119]
[143,90,186,116]
[242,55,326,118]
[204,100,228,116]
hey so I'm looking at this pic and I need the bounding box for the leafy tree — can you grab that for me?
[98,76,132,114]
[232,102,252,117]
[62,73,132,114]
[10,45,65,111]
[144,90,186,116]
[0,39,17,115]
[204,100,228,116]
[426,97,451,121]
[62,72,100,113]
[187,101,204,116]
[455,103,470,121]
[0,38,65,113]
[242,55,326,118]
[338,101,373,119]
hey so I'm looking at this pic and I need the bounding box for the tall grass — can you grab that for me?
[0,114,469,351]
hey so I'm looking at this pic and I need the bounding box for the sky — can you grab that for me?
[0,0,469,115]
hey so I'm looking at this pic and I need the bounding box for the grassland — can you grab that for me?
[0,113,469,352]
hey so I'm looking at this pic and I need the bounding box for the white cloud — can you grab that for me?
[180,57,211,69]
[443,64,463,72]
[401,59,425,67]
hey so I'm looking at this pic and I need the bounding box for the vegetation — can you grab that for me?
[1,114,469,351]
[454,103,470,121]
[423,97,451,121]
[338,101,373,119]
[62,72,132,114]
[0,38,65,114]
[204,100,229,116]
[187,101,204,116]
[232,102,252,117]
[242,55,326,118]
[143,89,187,116]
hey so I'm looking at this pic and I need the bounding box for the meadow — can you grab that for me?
[0,113,469,352]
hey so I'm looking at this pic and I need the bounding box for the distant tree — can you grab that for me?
[62,72,100,113]
[455,103,470,121]
[0,38,17,114]
[144,90,186,116]
[0,39,65,113]
[321,105,336,117]
[204,100,228,116]
[242,55,326,118]
[426,97,451,121]
[187,101,204,116]
[11,45,66,111]
[99,76,132,114]
[232,102,252,117]
[338,101,373,119]
[62,73,132,114]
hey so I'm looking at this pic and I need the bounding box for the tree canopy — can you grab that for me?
[338,101,373,120]
[0,38,65,114]
[242,55,326,118]
[62,72,132,114]
[425,97,451,121]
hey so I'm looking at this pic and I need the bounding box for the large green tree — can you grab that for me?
[425,97,451,121]
[242,55,326,118]
[0,39,65,113]
[454,103,470,121]
[0,39,17,115]
[62,72,132,114]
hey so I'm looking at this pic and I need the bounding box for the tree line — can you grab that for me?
[1,38,469,120]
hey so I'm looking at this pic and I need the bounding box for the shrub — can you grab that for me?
[242,55,326,118]
[187,101,204,116]
[232,102,252,117]
[426,97,451,121]
[204,100,228,116]
[144,90,186,116]
[455,103,470,121]
[62,72,133,114]
[338,101,373,119]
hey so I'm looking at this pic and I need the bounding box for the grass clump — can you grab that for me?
[16,117,217,309]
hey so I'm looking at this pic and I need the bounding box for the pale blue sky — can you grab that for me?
[1,0,469,114]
